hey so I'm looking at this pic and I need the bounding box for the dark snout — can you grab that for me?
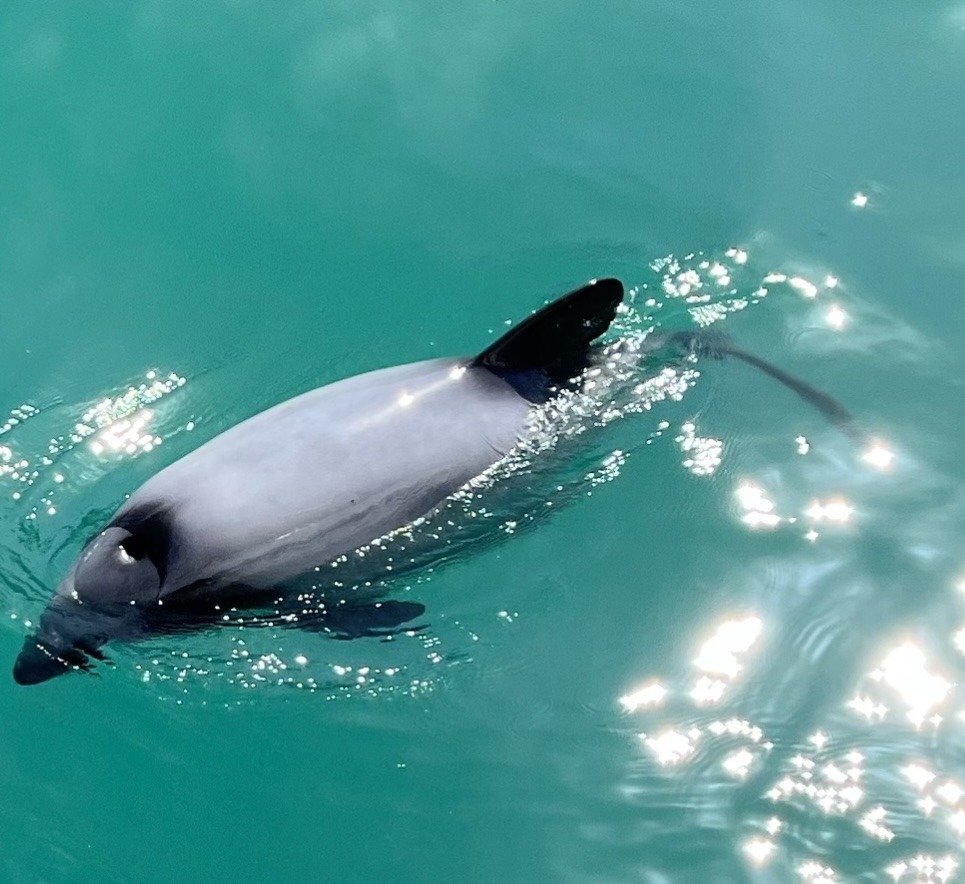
[12,636,86,685]
[11,591,126,686]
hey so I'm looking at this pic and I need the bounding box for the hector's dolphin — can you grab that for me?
[13,279,857,684]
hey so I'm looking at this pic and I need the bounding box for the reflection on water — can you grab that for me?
[619,681,667,713]
[621,603,965,880]
[872,642,949,727]
[677,421,724,478]
[0,369,187,525]
[692,615,763,704]
[864,442,897,470]
[619,513,965,881]
[825,303,849,331]
[735,482,783,530]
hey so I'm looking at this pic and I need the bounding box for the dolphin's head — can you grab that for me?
[14,516,169,685]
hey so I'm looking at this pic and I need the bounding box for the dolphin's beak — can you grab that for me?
[12,579,143,684]
[11,586,110,686]
[12,636,84,685]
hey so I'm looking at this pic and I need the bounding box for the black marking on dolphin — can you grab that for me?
[12,278,858,684]
[111,506,174,586]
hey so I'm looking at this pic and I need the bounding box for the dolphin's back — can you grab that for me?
[121,358,530,591]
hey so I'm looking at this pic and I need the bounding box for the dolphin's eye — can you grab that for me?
[117,545,136,565]
[118,535,143,562]
[112,508,171,585]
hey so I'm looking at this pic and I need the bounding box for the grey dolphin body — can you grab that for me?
[14,279,625,684]
[121,358,530,593]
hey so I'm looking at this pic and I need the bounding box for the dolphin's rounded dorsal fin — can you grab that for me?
[471,278,624,400]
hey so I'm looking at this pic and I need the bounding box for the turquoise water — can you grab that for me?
[3,1,965,881]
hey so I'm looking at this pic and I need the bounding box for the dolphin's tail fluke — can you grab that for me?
[472,278,624,401]
[662,329,864,443]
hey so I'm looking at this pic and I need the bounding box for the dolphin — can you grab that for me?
[12,278,858,684]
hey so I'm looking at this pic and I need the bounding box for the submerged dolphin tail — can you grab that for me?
[664,329,864,444]
[725,347,863,443]
[472,278,624,400]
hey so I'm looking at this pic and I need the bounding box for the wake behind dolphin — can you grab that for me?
[13,279,858,685]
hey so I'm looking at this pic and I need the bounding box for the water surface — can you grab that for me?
[2,2,965,882]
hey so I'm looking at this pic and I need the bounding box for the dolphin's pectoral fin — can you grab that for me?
[79,643,114,666]
[302,600,427,639]
[62,644,107,676]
